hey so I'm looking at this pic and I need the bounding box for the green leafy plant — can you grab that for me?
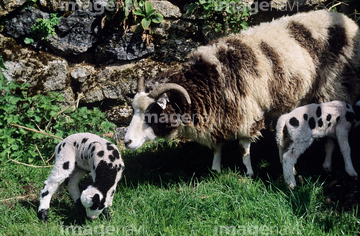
[133,0,164,32]
[186,0,251,34]
[0,53,6,80]
[24,13,62,44]
[0,74,116,165]
[102,0,163,36]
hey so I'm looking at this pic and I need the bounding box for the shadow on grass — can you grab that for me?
[120,128,360,211]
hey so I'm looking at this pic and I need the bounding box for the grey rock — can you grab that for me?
[0,0,27,17]
[4,7,49,39]
[1,45,72,101]
[47,10,101,56]
[96,31,155,63]
[106,106,133,126]
[70,65,94,82]
[149,0,182,18]
[113,126,128,144]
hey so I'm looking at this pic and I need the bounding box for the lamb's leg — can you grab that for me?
[336,130,358,177]
[211,145,222,173]
[67,167,87,203]
[322,138,335,172]
[282,141,310,188]
[38,160,76,221]
[239,139,253,177]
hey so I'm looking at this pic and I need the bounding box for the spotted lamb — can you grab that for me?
[276,100,358,188]
[38,133,125,221]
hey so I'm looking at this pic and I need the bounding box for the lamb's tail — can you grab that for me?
[275,115,288,148]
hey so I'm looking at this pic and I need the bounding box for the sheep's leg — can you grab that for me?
[211,146,222,173]
[239,139,253,177]
[322,138,335,172]
[282,141,309,188]
[336,131,358,177]
[38,159,76,221]
[67,167,87,203]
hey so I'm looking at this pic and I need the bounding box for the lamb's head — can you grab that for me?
[80,186,105,220]
[124,76,191,150]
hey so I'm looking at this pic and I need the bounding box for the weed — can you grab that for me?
[186,0,251,34]
[0,71,115,166]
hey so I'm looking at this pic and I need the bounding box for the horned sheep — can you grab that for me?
[38,133,124,221]
[124,10,360,175]
[276,100,359,188]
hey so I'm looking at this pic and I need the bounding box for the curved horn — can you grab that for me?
[148,83,191,104]
[137,77,145,93]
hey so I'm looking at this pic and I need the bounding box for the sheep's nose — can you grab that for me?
[124,139,132,147]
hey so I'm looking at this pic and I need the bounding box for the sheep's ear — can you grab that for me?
[157,97,167,110]
[92,194,100,203]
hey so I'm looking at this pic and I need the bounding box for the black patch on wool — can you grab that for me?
[145,101,178,137]
[316,106,322,117]
[109,150,120,162]
[41,190,49,198]
[73,141,77,147]
[336,116,341,122]
[81,138,88,144]
[111,190,115,197]
[90,193,105,211]
[346,104,350,109]
[318,118,323,127]
[106,143,114,151]
[346,111,355,123]
[64,177,70,186]
[91,146,96,154]
[303,114,308,121]
[326,114,332,121]
[289,117,299,127]
[58,142,66,154]
[92,160,119,210]
[97,151,104,158]
[63,161,70,170]
[308,117,316,129]
[328,122,332,128]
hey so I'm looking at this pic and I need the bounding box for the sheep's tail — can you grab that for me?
[275,115,288,148]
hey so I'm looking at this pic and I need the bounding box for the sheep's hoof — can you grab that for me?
[101,208,111,221]
[38,209,49,222]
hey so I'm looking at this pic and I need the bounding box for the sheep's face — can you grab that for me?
[124,92,180,150]
[80,186,105,220]
[124,93,157,150]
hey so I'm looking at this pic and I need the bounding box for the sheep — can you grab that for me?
[38,133,124,221]
[276,100,359,188]
[124,10,360,175]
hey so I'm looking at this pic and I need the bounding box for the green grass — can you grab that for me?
[0,138,359,235]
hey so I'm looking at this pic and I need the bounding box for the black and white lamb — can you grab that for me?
[276,100,358,188]
[38,133,125,221]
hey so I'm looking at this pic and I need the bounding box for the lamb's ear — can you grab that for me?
[157,97,168,110]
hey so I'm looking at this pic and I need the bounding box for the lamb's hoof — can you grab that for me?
[38,209,49,222]
[101,208,111,221]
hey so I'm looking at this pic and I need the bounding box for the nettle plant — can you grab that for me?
[0,74,115,165]
[187,0,251,34]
